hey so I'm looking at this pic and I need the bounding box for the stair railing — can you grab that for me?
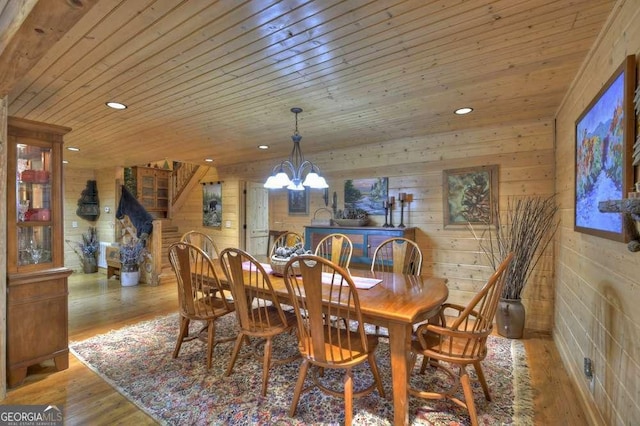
[172,162,200,204]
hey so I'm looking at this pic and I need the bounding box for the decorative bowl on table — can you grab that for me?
[333,207,369,227]
[333,218,369,227]
[270,244,311,276]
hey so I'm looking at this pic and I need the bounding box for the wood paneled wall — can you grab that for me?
[62,167,134,272]
[94,167,119,243]
[221,119,556,332]
[554,1,640,424]
[62,167,95,272]
[170,168,241,251]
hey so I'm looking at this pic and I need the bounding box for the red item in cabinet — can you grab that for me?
[35,170,49,183]
[21,170,36,182]
[37,208,51,221]
[20,170,49,183]
[25,208,50,221]
[24,209,35,221]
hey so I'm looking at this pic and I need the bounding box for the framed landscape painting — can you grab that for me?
[574,55,635,242]
[344,177,388,215]
[443,165,498,228]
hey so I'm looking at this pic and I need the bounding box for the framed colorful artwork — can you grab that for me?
[344,177,388,215]
[574,55,636,242]
[443,165,498,228]
[202,182,222,228]
[288,188,309,215]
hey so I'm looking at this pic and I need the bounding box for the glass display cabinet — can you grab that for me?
[6,117,72,387]
[132,166,171,217]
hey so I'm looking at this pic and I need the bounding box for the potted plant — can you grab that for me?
[119,237,149,286]
[471,194,559,338]
[66,226,99,273]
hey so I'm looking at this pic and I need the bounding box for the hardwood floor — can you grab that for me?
[1,272,586,425]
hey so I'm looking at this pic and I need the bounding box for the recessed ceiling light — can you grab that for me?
[106,101,127,110]
[67,147,80,151]
[454,107,473,115]
[258,145,269,150]
[204,158,214,163]
[62,160,69,164]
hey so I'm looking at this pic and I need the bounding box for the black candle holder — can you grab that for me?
[398,199,406,228]
[388,199,395,228]
[383,202,390,227]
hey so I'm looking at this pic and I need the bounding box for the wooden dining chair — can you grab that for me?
[268,231,304,257]
[369,237,424,337]
[219,247,298,396]
[409,252,514,426]
[313,233,353,269]
[181,230,220,260]
[371,237,423,275]
[168,241,235,369]
[282,255,385,425]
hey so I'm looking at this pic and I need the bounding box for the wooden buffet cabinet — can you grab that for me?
[5,117,72,387]
[304,226,416,269]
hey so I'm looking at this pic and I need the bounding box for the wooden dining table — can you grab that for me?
[214,261,448,425]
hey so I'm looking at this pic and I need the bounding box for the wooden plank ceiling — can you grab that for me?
[0,0,616,169]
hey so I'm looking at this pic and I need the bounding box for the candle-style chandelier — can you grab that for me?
[264,107,328,191]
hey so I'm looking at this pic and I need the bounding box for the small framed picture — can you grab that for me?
[288,188,309,215]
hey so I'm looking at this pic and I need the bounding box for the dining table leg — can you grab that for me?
[387,321,411,425]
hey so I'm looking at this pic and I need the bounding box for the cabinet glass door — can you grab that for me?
[16,143,53,266]
[140,175,156,209]
[18,226,53,265]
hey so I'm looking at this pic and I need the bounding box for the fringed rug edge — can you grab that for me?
[511,338,535,425]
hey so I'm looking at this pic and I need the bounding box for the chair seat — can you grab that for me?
[245,305,297,334]
[299,327,379,365]
[411,329,489,364]
[184,297,234,320]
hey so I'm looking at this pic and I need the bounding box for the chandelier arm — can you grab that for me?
[271,162,282,175]
[294,160,315,178]
[265,107,326,189]
[282,161,298,174]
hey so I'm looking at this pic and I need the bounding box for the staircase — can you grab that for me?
[119,161,206,285]
[158,220,182,284]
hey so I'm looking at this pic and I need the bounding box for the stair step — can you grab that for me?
[162,238,181,244]
[162,230,181,238]
[154,221,182,271]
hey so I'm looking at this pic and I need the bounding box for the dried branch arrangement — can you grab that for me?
[471,195,559,300]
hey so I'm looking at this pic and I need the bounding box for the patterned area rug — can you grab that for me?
[70,314,533,425]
